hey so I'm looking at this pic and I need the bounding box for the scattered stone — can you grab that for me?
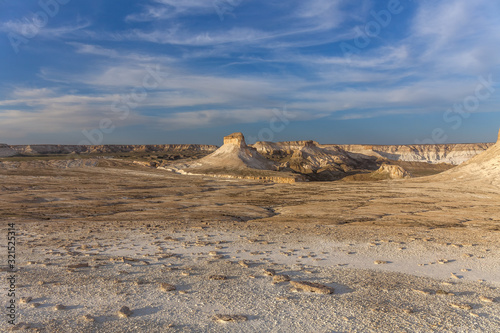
[208,251,219,256]
[53,304,65,311]
[82,314,95,322]
[436,290,454,296]
[262,269,276,276]
[238,260,250,268]
[450,303,472,310]
[290,281,334,294]
[272,275,291,283]
[117,306,133,318]
[479,296,494,303]
[209,255,225,260]
[212,314,248,323]
[209,275,227,280]
[402,308,413,314]
[19,297,32,304]
[30,303,40,308]
[159,283,176,292]
[374,260,387,265]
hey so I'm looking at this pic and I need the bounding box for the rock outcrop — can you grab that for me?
[372,164,412,179]
[166,133,305,183]
[252,140,378,180]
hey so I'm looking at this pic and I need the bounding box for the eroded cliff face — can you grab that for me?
[252,141,493,166]
[0,144,217,157]
[252,140,378,180]
[332,143,493,165]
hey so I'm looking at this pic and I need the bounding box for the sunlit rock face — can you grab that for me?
[223,132,247,148]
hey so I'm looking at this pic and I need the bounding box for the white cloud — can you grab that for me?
[125,0,217,21]
[0,18,91,39]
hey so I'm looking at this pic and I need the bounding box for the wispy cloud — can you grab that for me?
[1,0,499,144]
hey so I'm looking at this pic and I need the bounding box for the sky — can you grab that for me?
[1,0,500,145]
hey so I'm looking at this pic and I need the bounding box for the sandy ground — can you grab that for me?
[1,161,499,332]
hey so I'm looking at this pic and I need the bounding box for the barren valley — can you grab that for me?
[1,134,499,332]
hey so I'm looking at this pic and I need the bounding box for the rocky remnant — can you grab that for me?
[373,164,412,179]
[290,281,334,294]
[223,132,247,147]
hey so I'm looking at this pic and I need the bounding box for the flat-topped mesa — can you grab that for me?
[223,132,247,148]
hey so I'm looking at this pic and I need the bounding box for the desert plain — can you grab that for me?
[1,134,500,332]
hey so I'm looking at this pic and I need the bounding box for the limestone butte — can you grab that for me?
[166,133,305,183]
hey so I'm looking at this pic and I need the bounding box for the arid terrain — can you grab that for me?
[1,134,499,332]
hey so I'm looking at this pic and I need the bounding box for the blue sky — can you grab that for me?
[1,0,500,145]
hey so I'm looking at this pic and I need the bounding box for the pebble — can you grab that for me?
[20,297,32,304]
[159,283,176,292]
[479,296,494,303]
[262,269,276,276]
[290,281,334,294]
[272,275,291,283]
[450,303,472,310]
[117,306,133,318]
[82,314,95,322]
